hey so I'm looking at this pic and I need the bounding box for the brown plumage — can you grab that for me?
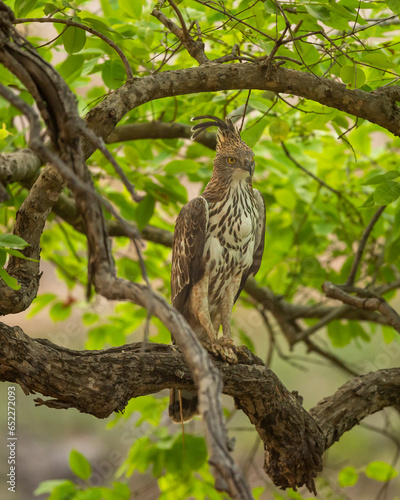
[169,115,266,423]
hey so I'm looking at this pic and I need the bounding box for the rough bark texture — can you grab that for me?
[0,165,64,314]
[1,321,399,491]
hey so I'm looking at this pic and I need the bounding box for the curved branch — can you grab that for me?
[1,321,399,490]
[83,65,400,161]
[323,281,400,334]
[310,369,400,448]
[14,17,134,80]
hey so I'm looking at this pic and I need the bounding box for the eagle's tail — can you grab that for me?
[169,389,198,423]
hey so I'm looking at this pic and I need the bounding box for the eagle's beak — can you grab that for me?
[245,159,255,175]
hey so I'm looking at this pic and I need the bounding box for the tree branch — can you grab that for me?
[1,321,399,491]
[346,205,386,286]
[0,149,41,184]
[14,17,134,80]
[322,281,400,334]
[82,66,400,163]
[309,369,400,448]
[151,5,208,65]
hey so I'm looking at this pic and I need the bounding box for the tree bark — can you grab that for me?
[1,321,399,491]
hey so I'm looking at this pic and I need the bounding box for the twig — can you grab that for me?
[194,0,275,42]
[79,126,143,203]
[168,0,189,39]
[346,205,386,286]
[14,17,134,80]
[322,281,400,335]
[240,90,251,132]
[151,7,208,64]
[304,338,358,377]
[281,142,343,197]
[293,305,352,345]
[281,141,363,225]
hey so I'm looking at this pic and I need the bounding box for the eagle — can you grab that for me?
[169,115,266,422]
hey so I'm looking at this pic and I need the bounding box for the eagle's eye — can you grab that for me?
[228,157,236,164]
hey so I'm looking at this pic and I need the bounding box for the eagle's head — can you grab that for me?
[190,115,255,176]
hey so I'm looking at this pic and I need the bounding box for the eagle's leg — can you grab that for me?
[190,277,218,343]
[219,276,240,346]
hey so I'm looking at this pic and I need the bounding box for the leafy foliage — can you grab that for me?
[2,0,400,498]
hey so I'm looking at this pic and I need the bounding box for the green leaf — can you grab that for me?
[242,119,268,148]
[327,321,352,347]
[43,3,58,16]
[362,170,400,185]
[386,0,400,15]
[27,293,57,318]
[339,466,359,487]
[365,461,398,482]
[15,0,37,17]
[4,248,38,261]
[102,59,126,89]
[264,0,278,14]
[269,119,290,142]
[49,302,72,322]
[69,450,92,481]
[252,486,266,500]
[0,249,6,267]
[0,126,12,140]
[120,0,143,18]
[34,479,73,495]
[136,195,155,231]
[363,52,393,70]
[34,479,76,496]
[305,4,330,21]
[63,26,87,55]
[340,65,366,88]
[57,55,85,83]
[382,325,396,344]
[0,267,20,290]
[258,39,274,54]
[373,180,400,205]
[0,234,30,249]
[361,194,375,208]
[167,435,208,474]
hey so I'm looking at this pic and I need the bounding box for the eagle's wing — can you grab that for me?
[171,197,209,313]
[234,188,266,303]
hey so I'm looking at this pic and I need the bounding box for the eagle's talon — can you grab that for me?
[218,337,234,347]
[210,341,238,364]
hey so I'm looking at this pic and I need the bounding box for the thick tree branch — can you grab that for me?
[82,64,400,162]
[0,149,41,184]
[1,321,399,491]
[0,164,64,315]
[309,369,400,448]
